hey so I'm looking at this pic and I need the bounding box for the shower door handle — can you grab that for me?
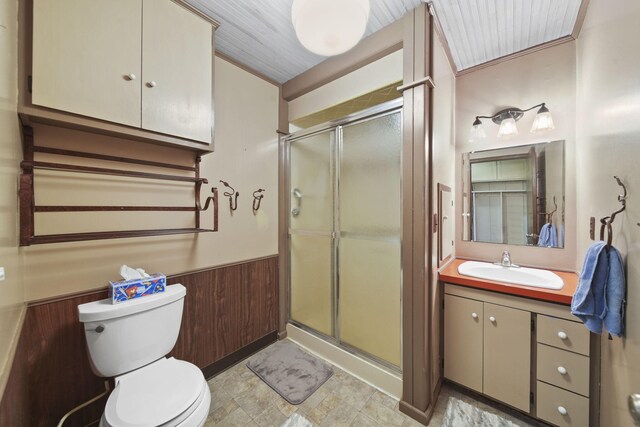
[292,188,302,217]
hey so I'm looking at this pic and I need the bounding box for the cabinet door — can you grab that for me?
[141,0,213,143]
[444,294,483,392]
[483,302,531,411]
[32,0,142,127]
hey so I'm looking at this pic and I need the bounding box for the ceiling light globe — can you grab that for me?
[292,0,370,56]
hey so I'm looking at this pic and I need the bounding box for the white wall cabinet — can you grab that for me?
[31,0,213,144]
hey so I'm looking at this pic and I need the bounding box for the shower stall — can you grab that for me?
[286,99,403,371]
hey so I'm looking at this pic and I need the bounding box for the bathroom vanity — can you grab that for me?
[440,259,600,427]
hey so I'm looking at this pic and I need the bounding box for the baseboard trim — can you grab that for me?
[399,401,429,425]
[277,330,288,340]
[201,331,278,379]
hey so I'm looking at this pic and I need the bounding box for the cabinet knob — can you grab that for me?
[124,73,136,81]
[471,312,478,320]
[489,316,496,323]
[558,331,568,340]
[558,406,568,415]
[147,81,157,88]
[557,366,568,375]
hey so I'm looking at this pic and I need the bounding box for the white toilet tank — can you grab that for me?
[78,284,186,378]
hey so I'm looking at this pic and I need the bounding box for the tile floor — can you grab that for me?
[205,341,538,427]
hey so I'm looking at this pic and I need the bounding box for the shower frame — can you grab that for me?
[284,98,404,372]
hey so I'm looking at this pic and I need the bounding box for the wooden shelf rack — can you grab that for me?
[19,126,218,246]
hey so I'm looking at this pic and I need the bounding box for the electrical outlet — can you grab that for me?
[0,267,5,281]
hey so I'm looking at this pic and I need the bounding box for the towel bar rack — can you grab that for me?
[19,125,219,246]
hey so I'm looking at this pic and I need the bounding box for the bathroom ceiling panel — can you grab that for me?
[184,0,585,84]
[430,0,583,71]
[184,0,423,84]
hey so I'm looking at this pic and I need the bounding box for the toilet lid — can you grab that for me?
[104,357,205,427]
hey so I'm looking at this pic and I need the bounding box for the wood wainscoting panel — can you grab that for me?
[24,291,108,427]
[0,326,29,427]
[0,256,279,427]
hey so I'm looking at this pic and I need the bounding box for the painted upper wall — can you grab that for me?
[576,1,640,425]
[454,41,577,270]
[0,0,25,400]
[22,57,279,301]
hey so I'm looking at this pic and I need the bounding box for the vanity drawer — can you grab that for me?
[536,381,589,427]
[537,344,590,396]
[537,315,590,356]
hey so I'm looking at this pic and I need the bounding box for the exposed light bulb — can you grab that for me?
[291,0,370,56]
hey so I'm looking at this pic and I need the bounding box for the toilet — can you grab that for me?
[78,284,210,427]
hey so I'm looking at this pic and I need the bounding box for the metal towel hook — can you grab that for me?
[252,189,265,213]
[599,176,627,249]
[219,180,239,212]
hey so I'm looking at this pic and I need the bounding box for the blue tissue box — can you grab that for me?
[109,274,166,304]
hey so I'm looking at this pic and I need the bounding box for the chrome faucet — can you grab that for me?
[497,250,519,268]
[501,250,512,266]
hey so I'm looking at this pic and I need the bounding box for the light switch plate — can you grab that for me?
[0,267,5,281]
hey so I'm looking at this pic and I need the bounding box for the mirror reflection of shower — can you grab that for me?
[291,188,302,217]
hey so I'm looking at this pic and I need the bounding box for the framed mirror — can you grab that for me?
[461,140,565,248]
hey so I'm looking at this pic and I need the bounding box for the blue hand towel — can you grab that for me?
[571,241,626,337]
[604,246,626,337]
[571,242,608,333]
[538,223,558,248]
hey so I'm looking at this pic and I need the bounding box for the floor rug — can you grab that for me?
[246,340,334,405]
[443,397,522,427]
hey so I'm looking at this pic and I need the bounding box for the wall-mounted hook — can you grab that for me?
[252,189,265,213]
[219,180,239,212]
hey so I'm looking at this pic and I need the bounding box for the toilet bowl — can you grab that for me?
[78,284,210,427]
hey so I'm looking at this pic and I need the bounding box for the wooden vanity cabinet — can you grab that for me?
[444,294,531,412]
[30,0,214,145]
[443,284,600,427]
[483,302,531,411]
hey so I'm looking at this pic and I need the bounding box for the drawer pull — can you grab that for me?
[125,73,136,81]
[489,316,496,323]
[147,80,157,88]
[471,312,479,320]
[558,331,568,340]
[558,406,568,415]
[557,366,568,375]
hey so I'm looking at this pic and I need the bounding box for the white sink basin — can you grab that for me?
[457,261,564,290]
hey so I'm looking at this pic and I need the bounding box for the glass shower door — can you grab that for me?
[338,110,402,368]
[289,130,334,337]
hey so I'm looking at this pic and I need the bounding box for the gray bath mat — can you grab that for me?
[246,340,333,405]
[443,397,521,427]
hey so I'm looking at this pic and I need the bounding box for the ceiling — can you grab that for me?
[431,0,583,71]
[185,0,584,85]
[184,0,422,84]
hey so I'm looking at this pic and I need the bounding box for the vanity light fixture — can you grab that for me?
[291,0,370,56]
[469,103,555,142]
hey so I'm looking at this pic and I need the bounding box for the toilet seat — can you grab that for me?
[102,357,208,427]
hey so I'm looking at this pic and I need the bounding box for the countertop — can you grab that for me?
[439,258,579,305]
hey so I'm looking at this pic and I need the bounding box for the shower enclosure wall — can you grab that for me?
[287,100,403,370]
